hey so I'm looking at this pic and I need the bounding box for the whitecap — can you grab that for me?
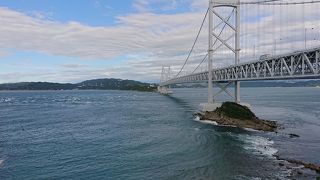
[193,116,218,125]
[1,98,13,103]
[0,159,4,166]
[193,116,278,157]
[200,120,219,126]
[241,135,278,156]
[194,116,200,121]
[243,127,259,132]
[194,117,241,127]
[193,116,263,130]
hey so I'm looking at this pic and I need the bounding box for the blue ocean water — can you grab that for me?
[0,88,319,179]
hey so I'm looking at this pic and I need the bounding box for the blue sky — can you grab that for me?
[0,0,135,26]
[0,0,318,83]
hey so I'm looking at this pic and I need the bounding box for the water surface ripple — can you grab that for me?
[0,88,319,179]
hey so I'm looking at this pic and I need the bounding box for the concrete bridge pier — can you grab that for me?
[157,86,172,95]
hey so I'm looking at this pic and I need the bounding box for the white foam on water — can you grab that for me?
[194,116,262,130]
[0,159,4,166]
[241,135,278,157]
[1,97,14,103]
[234,175,262,180]
[194,116,200,121]
[68,97,81,103]
[194,116,218,126]
[201,120,219,126]
[243,127,259,132]
[193,116,278,157]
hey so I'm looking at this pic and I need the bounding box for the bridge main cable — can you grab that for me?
[175,8,209,78]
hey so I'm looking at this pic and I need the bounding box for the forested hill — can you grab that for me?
[0,78,157,91]
[78,78,156,91]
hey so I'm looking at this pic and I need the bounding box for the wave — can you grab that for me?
[193,116,278,157]
[0,159,4,166]
[0,97,14,103]
[194,118,218,126]
[241,135,278,157]
[194,116,233,127]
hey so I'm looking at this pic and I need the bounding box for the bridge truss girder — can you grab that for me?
[160,47,320,86]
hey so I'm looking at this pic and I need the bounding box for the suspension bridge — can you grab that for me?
[158,0,320,111]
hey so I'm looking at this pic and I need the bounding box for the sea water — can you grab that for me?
[0,88,319,179]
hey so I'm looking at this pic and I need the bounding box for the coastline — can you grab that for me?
[0,89,157,93]
[194,114,320,176]
[274,155,320,173]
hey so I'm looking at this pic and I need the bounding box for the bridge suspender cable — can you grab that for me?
[191,54,208,74]
[191,9,235,74]
[213,0,320,5]
[172,0,320,80]
[175,8,209,78]
[241,0,320,5]
[211,0,281,6]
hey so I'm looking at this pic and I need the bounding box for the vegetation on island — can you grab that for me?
[0,78,157,92]
[215,102,256,120]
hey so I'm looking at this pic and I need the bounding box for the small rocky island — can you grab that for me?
[195,102,278,132]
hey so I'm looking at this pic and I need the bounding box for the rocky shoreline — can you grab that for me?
[274,155,320,173]
[194,102,320,176]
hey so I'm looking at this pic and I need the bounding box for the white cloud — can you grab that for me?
[0,6,207,60]
[133,0,150,12]
[60,64,88,69]
[191,0,207,10]
[133,0,182,12]
[0,49,11,58]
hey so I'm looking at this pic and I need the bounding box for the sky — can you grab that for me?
[0,0,319,83]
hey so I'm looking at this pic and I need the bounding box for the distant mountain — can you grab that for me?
[1,79,319,91]
[0,78,157,91]
[0,82,75,90]
[76,78,156,91]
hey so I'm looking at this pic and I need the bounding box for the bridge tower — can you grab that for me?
[158,66,173,94]
[203,0,241,111]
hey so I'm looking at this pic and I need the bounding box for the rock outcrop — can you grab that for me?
[195,102,278,132]
[274,155,320,173]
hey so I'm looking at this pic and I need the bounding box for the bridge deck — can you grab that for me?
[160,47,320,86]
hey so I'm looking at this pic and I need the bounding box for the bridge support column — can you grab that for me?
[200,0,217,112]
[234,2,241,103]
[208,0,214,105]
[316,51,319,73]
[235,81,240,103]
